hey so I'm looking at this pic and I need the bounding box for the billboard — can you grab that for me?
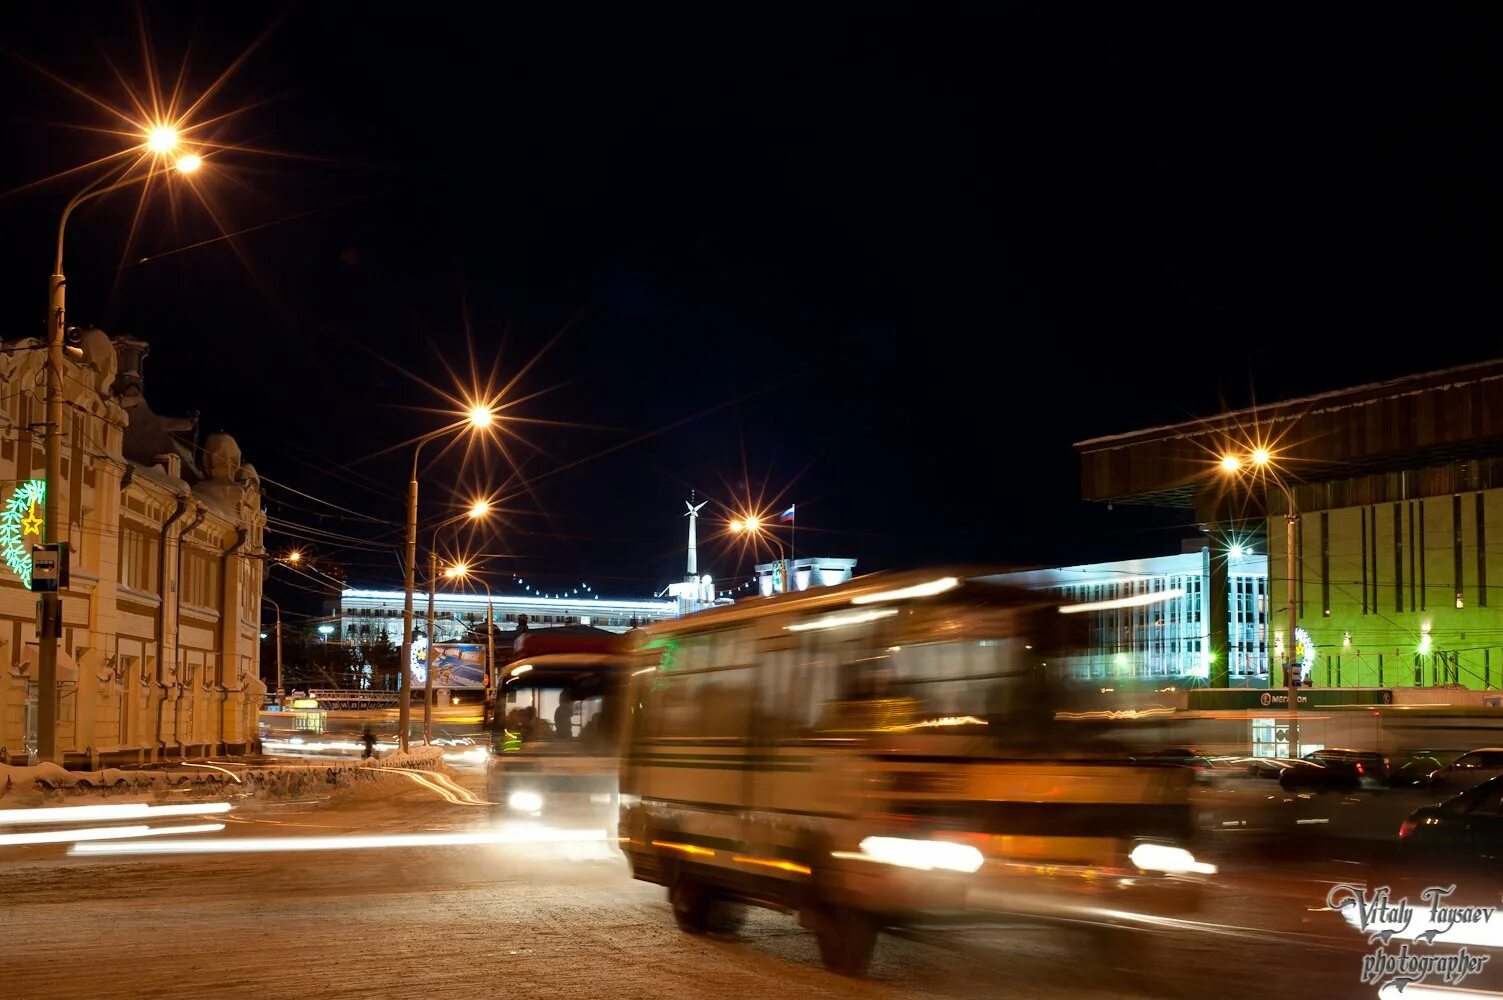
[410,639,487,688]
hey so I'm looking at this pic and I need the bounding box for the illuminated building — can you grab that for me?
[990,546,1267,683]
[754,556,858,596]
[335,589,677,646]
[1076,360,1503,691]
[0,333,266,764]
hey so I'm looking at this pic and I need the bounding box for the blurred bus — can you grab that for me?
[618,569,1207,976]
[489,637,629,833]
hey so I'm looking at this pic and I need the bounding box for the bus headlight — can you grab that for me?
[508,790,543,813]
[846,836,985,873]
[1129,843,1216,875]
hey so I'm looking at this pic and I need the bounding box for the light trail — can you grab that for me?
[0,822,225,847]
[369,767,490,806]
[0,801,232,826]
[70,827,607,857]
[180,761,243,783]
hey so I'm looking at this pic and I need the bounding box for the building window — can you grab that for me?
[119,522,158,593]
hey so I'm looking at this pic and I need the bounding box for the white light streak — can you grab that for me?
[0,822,224,847]
[1058,588,1187,615]
[70,827,607,857]
[833,836,984,873]
[1128,843,1216,875]
[784,608,898,632]
[0,801,232,827]
[850,577,959,605]
[510,663,533,677]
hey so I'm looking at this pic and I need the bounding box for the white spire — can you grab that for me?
[685,496,706,576]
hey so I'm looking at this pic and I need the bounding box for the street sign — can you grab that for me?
[1188,688,1394,711]
[30,543,67,592]
[34,596,63,638]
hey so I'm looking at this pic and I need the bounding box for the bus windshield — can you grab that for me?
[499,655,624,755]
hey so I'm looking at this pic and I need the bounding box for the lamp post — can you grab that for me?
[399,407,495,753]
[1221,449,1301,756]
[36,135,200,763]
[419,495,495,746]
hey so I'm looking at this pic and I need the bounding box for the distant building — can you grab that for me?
[754,557,858,596]
[335,589,678,645]
[990,546,1267,684]
[1076,359,1503,690]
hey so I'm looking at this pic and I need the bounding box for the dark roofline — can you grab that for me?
[1075,358,1503,453]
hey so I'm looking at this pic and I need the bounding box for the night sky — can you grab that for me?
[0,5,1496,615]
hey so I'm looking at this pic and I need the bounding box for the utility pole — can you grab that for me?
[1284,502,1300,756]
[263,595,284,696]
[424,548,436,745]
[37,244,67,763]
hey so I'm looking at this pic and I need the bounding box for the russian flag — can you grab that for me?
[779,504,796,522]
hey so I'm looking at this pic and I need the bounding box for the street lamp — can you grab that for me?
[399,407,497,753]
[1220,447,1302,755]
[34,132,202,763]
[729,515,788,593]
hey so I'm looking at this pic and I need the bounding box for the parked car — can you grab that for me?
[1426,747,1503,792]
[1399,774,1503,868]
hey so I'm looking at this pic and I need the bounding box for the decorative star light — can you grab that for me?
[0,480,46,589]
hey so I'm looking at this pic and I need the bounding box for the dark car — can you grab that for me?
[1129,747,1231,782]
[1278,749,1389,792]
[1399,774,1503,868]
[1385,750,1456,788]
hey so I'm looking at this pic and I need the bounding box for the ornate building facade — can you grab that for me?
[0,331,265,766]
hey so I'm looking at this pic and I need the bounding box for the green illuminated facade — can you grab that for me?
[1270,471,1503,690]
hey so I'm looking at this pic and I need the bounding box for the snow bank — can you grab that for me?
[0,746,447,801]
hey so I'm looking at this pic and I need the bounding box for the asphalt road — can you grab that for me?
[0,765,1491,1000]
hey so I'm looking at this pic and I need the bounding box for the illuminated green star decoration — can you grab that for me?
[0,480,46,590]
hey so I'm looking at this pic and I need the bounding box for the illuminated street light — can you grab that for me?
[174,153,202,174]
[729,519,745,533]
[401,420,498,752]
[146,126,179,153]
[468,499,491,520]
[286,549,303,564]
[1218,446,1302,753]
[36,140,201,763]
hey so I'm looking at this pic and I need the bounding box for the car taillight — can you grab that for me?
[1356,763,1365,774]
[1399,817,1417,839]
